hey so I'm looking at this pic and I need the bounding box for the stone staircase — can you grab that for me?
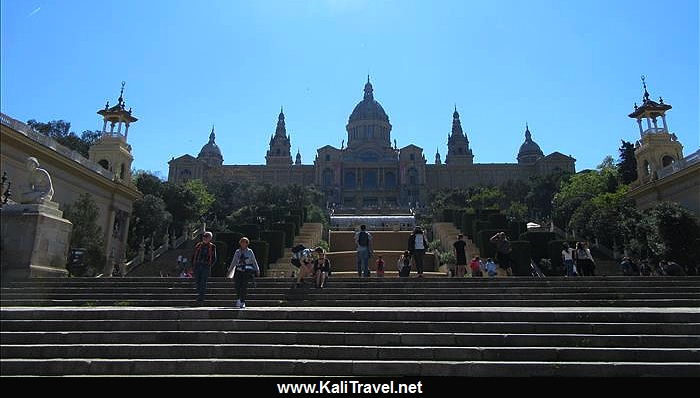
[267,223,323,278]
[2,277,700,376]
[432,222,480,274]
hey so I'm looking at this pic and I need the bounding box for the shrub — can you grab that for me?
[261,230,285,263]
[519,231,556,261]
[271,222,295,247]
[249,240,270,276]
[509,240,532,276]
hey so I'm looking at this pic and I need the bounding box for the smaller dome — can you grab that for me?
[517,125,544,163]
[198,127,222,159]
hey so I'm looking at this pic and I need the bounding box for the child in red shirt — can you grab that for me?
[376,256,385,277]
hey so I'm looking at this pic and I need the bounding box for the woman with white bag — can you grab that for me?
[227,237,259,309]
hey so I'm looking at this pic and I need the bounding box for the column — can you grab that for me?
[637,118,643,135]
[102,120,108,133]
[646,117,652,130]
[103,208,117,275]
[661,115,668,131]
[124,123,130,139]
[652,117,658,130]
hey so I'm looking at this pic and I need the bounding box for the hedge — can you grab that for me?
[488,214,508,229]
[442,208,455,223]
[261,230,285,264]
[473,221,493,247]
[214,232,243,260]
[508,221,527,241]
[477,229,505,259]
[271,222,296,247]
[249,240,269,277]
[509,240,532,276]
[518,231,556,261]
[284,215,301,236]
[453,209,466,229]
[230,224,260,241]
[477,208,500,218]
[461,212,477,240]
[211,240,229,277]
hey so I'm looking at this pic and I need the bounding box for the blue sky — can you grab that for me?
[2,0,698,178]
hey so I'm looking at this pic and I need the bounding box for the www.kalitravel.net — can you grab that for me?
[277,380,424,394]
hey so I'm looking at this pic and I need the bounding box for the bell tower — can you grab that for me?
[89,81,137,183]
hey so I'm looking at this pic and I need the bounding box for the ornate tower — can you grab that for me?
[629,76,683,184]
[197,125,223,167]
[89,82,137,182]
[266,107,292,166]
[346,76,392,150]
[435,148,442,165]
[295,149,302,165]
[445,106,473,165]
[517,123,544,165]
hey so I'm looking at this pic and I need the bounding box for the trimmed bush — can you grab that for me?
[453,209,466,229]
[478,208,500,218]
[231,224,260,241]
[211,240,229,277]
[461,212,477,240]
[302,206,308,223]
[519,232,556,261]
[271,222,295,247]
[442,208,455,223]
[284,215,301,235]
[477,229,505,259]
[249,240,270,277]
[488,214,508,229]
[261,230,285,264]
[214,232,243,261]
[473,221,493,247]
[508,221,527,241]
[509,240,532,276]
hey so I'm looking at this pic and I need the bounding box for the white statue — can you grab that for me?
[22,157,54,204]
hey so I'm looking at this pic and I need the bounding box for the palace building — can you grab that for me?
[168,78,576,207]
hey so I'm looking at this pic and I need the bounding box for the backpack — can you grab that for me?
[358,231,369,247]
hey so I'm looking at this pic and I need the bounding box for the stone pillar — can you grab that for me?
[0,202,73,280]
[652,117,658,130]
[102,120,108,133]
[103,208,117,276]
[661,115,668,131]
[637,118,643,135]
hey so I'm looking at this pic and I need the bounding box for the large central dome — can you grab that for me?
[348,78,390,124]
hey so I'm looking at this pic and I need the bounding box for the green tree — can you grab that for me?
[133,171,164,197]
[617,140,638,185]
[26,119,100,158]
[62,193,106,274]
[128,194,172,253]
[637,202,700,265]
[467,186,505,210]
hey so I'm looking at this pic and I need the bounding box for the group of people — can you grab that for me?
[620,257,692,276]
[294,246,332,289]
[354,225,429,278]
[449,232,515,278]
[560,241,596,277]
[190,231,259,308]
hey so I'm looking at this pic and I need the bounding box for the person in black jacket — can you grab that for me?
[407,226,426,278]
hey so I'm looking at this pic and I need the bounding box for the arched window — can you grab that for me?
[662,155,675,167]
[98,159,109,170]
[344,171,356,188]
[410,153,415,161]
[643,160,651,176]
[325,154,331,162]
[276,148,281,156]
[119,163,125,180]
[322,169,334,186]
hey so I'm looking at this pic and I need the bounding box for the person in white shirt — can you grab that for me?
[561,242,576,277]
[228,237,259,309]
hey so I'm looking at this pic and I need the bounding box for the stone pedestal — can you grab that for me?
[0,201,73,281]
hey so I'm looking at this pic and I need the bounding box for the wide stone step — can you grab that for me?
[3,344,698,362]
[1,358,698,376]
[3,330,698,347]
[3,319,698,335]
[3,308,698,323]
[4,299,700,307]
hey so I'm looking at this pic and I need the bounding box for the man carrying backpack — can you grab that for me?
[354,224,373,277]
